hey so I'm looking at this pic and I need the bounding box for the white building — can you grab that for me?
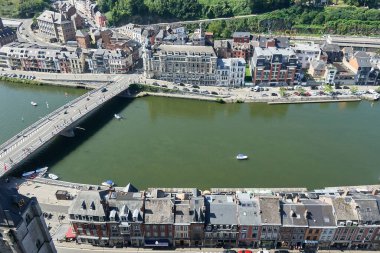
[324,64,337,85]
[143,45,217,85]
[216,58,245,87]
[37,10,76,43]
[292,42,321,69]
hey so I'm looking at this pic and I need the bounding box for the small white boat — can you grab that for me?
[114,114,121,120]
[31,101,38,106]
[48,173,59,180]
[236,154,248,160]
[22,171,35,177]
[102,180,114,187]
[35,166,48,176]
[374,94,380,101]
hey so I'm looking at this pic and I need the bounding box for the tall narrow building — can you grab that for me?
[0,183,56,253]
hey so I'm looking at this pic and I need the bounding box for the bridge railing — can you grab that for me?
[0,79,134,173]
[0,86,104,155]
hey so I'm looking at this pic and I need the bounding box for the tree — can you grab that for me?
[279,87,287,97]
[350,86,359,94]
[323,84,334,94]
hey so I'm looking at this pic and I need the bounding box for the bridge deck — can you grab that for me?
[0,75,142,177]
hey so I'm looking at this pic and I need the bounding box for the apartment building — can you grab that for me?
[216,58,245,87]
[279,202,308,249]
[251,47,300,86]
[143,45,217,85]
[343,51,377,85]
[0,185,56,253]
[292,42,322,69]
[106,185,144,247]
[143,189,175,247]
[204,194,239,248]
[68,190,110,246]
[258,196,281,249]
[236,193,261,248]
[37,10,76,43]
[66,186,380,250]
[86,49,132,74]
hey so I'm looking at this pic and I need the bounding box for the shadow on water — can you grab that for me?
[11,96,135,176]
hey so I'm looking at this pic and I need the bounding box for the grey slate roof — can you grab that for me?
[233,32,250,38]
[259,197,281,225]
[281,203,308,227]
[311,60,326,71]
[236,193,261,226]
[68,190,107,217]
[0,186,31,228]
[123,183,138,193]
[175,196,205,224]
[352,197,380,224]
[206,195,238,225]
[302,200,337,228]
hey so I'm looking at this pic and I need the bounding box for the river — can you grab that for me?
[1,81,380,190]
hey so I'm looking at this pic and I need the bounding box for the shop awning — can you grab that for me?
[65,227,76,239]
[144,239,169,247]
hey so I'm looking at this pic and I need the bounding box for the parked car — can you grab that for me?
[223,250,237,253]
[211,91,218,95]
[343,85,350,89]
[192,89,199,93]
[183,88,190,92]
[152,82,159,86]
[271,93,278,96]
[179,82,185,86]
[161,84,168,88]
[101,87,107,92]
[238,250,252,253]
[173,86,179,90]
[192,85,200,89]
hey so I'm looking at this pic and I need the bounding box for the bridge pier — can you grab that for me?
[60,128,75,138]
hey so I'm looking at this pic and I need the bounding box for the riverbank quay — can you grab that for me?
[267,97,361,105]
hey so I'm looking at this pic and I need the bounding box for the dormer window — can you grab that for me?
[81,201,86,210]
[90,201,96,210]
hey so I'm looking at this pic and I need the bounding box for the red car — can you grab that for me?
[238,250,253,253]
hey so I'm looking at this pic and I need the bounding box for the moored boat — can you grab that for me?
[114,114,121,120]
[102,180,115,187]
[22,171,35,178]
[48,173,59,180]
[236,154,248,160]
[31,101,38,106]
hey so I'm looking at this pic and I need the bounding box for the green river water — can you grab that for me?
[1,81,380,190]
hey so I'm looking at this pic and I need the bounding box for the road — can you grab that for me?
[0,74,142,177]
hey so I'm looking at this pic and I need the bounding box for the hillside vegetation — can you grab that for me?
[202,6,380,38]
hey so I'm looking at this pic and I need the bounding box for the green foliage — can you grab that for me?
[350,86,359,94]
[18,0,50,18]
[279,87,287,97]
[216,98,226,104]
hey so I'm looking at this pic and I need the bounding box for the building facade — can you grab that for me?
[143,45,217,85]
[251,47,300,86]
[37,10,76,43]
[216,58,245,87]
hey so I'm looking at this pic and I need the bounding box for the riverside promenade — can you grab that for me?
[0,74,143,177]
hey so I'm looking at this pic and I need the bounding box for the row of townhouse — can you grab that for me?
[143,44,245,87]
[0,42,132,74]
[67,184,380,250]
